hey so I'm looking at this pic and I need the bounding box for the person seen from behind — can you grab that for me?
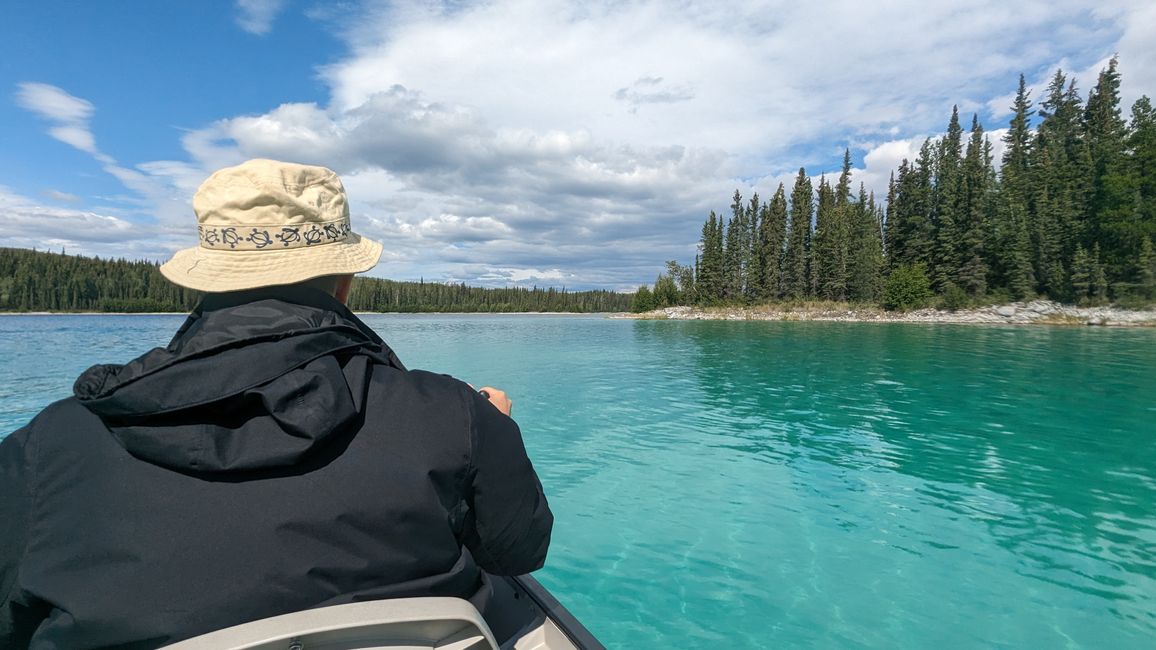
[0,159,553,648]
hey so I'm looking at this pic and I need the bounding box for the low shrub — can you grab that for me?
[883,264,932,311]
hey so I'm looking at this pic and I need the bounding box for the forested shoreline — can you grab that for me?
[635,59,1156,312]
[0,247,631,313]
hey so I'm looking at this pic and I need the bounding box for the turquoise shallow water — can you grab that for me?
[1,314,1155,649]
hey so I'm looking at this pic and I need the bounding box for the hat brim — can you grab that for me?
[159,233,384,292]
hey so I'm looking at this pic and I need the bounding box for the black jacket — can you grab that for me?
[0,287,553,649]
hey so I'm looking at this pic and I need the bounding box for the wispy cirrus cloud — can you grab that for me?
[236,0,287,35]
[15,82,102,156]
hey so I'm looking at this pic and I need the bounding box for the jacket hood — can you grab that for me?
[73,286,405,474]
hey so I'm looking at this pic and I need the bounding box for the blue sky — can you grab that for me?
[2,1,1154,289]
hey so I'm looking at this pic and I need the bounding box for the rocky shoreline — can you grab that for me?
[619,300,1156,327]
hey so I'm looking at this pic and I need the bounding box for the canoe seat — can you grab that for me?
[160,597,499,650]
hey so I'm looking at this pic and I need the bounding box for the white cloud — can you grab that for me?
[43,189,81,204]
[16,83,98,154]
[14,82,93,123]
[236,0,287,35]
[14,82,204,234]
[0,187,135,244]
[12,1,1156,289]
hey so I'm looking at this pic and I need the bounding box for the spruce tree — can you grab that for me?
[995,75,1036,295]
[884,170,898,261]
[1091,243,1110,304]
[784,168,813,299]
[1035,71,1090,280]
[957,115,990,295]
[933,106,964,290]
[723,212,742,302]
[696,211,724,303]
[758,184,788,300]
[721,191,746,301]
[744,192,761,302]
[908,140,936,267]
[848,183,884,302]
[1132,97,1156,236]
[814,176,845,300]
[1129,236,1155,299]
[1070,245,1092,301]
[1085,56,1131,278]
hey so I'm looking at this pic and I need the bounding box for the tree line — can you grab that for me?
[0,247,632,313]
[635,58,1156,312]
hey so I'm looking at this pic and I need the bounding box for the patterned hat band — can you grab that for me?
[198,218,353,251]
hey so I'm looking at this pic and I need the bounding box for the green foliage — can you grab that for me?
[847,184,884,302]
[696,212,725,303]
[1070,245,1092,302]
[0,248,199,312]
[345,277,630,313]
[665,260,696,303]
[883,264,932,311]
[631,285,656,313]
[0,248,631,314]
[940,282,970,311]
[660,58,1156,311]
[783,168,813,300]
[653,274,680,307]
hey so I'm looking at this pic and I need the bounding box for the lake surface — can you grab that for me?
[2,314,1155,649]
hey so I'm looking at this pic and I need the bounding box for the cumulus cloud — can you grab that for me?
[13,0,1156,289]
[236,0,287,35]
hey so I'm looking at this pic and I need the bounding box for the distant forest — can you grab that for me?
[0,248,632,313]
[636,58,1156,312]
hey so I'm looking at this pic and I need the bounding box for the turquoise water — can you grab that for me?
[1,314,1155,649]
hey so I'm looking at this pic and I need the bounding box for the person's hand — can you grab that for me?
[477,386,513,416]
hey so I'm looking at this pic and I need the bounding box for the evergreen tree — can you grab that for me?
[994,75,1036,294]
[957,115,990,295]
[830,150,854,299]
[696,211,725,303]
[900,141,936,269]
[1034,70,1090,289]
[1070,244,1092,301]
[814,176,846,299]
[744,192,761,302]
[1129,236,1155,299]
[1084,56,1131,278]
[0,248,632,314]
[1132,97,1156,236]
[757,184,788,300]
[848,183,884,302]
[884,170,898,260]
[723,209,742,302]
[932,106,964,290]
[1007,206,1037,300]
[632,285,656,312]
[783,168,813,299]
[1091,243,1110,304]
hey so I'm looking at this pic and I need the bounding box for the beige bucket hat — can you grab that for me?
[160,159,383,292]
